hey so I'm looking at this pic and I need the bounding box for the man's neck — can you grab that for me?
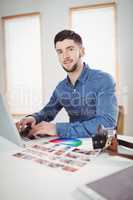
[68,62,84,86]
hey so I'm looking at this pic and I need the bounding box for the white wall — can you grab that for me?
[117,0,133,136]
[0,0,133,135]
[0,17,5,95]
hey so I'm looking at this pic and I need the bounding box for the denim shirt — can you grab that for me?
[32,63,118,138]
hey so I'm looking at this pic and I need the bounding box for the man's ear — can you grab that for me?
[80,47,85,57]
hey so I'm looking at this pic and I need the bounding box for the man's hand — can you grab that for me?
[16,116,36,132]
[28,121,57,138]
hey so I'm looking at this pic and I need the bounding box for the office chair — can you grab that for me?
[116,105,124,135]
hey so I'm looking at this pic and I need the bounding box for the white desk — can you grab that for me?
[0,136,133,200]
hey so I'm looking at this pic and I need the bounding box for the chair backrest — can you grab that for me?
[116,105,124,135]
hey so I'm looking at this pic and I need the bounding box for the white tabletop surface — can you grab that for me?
[0,135,133,200]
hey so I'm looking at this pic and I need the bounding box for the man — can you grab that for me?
[16,30,118,138]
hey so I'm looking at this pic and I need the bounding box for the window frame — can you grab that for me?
[2,12,43,117]
[69,2,119,90]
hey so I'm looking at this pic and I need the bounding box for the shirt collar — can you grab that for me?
[65,62,90,86]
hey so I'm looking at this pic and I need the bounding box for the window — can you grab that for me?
[3,13,43,116]
[70,3,118,81]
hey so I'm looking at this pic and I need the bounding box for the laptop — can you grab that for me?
[0,93,50,147]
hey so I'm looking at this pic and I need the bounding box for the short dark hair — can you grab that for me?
[54,30,82,47]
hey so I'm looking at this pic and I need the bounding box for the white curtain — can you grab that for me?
[4,14,43,114]
[71,6,116,79]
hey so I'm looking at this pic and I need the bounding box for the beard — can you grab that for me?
[62,62,78,73]
[62,53,82,73]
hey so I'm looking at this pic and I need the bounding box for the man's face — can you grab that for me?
[55,39,84,73]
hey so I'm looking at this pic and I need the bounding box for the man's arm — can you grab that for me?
[31,89,63,123]
[16,89,62,134]
[56,76,118,138]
